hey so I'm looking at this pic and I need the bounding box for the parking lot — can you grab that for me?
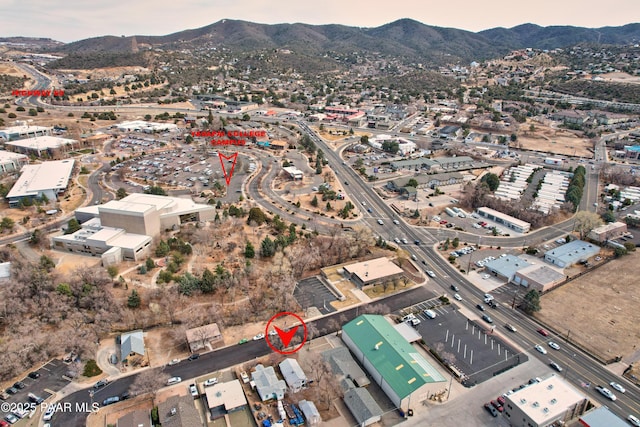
[1,359,72,420]
[110,147,248,200]
[293,276,338,314]
[397,300,527,387]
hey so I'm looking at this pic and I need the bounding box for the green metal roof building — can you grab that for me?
[342,314,447,411]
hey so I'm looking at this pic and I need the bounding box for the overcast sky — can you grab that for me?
[1,0,638,43]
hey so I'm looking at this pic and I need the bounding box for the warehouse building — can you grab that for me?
[342,257,405,289]
[341,315,447,411]
[544,240,601,268]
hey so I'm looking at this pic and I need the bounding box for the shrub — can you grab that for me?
[83,359,102,377]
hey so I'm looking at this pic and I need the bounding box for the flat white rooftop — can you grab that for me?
[0,125,50,137]
[6,159,75,199]
[344,257,404,283]
[6,135,77,151]
[0,150,28,163]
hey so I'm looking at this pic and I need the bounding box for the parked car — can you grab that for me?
[609,382,626,393]
[482,274,491,279]
[27,372,40,380]
[548,342,560,350]
[94,379,110,389]
[120,391,130,400]
[166,377,182,386]
[101,396,120,406]
[253,333,265,341]
[0,391,9,400]
[240,371,250,383]
[12,381,25,390]
[491,400,504,412]
[497,396,506,405]
[203,378,218,387]
[187,353,200,361]
[189,384,198,398]
[3,414,18,425]
[484,402,498,417]
[5,387,18,395]
[238,338,249,345]
[167,358,180,366]
[28,393,43,404]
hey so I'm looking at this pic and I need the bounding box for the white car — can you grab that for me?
[401,238,408,244]
[609,381,626,393]
[426,270,436,278]
[167,376,182,386]
[595,386,616,401]
[482,274,491,280]
[203,378,218,387]
[167,358,180,366]
[628,415,640,427]
[189,384,198,397]
[453,293,462,301]
[268,330,277,336]
[548,341,560,350]
[43,406,55,421]
[240,371,250,383]
[534,345,547,354]
[253,333,265,341]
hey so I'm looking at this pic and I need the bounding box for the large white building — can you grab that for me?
[6,159,75,207]
[54,194,216,264]
[0,151,28,173]
[5,135,79,157]
[0,125,50,141]
[117,121,178,133]
[503,375,588,427]
[75,193,216,237]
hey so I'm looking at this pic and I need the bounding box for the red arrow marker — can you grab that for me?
[274,325,298,347]
[218,152,238,186]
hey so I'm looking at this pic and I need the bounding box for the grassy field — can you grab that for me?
[536,252,640,361]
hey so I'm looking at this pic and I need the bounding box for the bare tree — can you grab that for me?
[130,369,165,403]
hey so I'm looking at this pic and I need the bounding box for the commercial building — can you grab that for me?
[0,124,50,141]
[205,380,248,420]
[587,221,627,243]
[512,265,566,293]
[386,172,464,191]
[252,364,287,402]
[483,255,533,282]
[0,150,28,173]
[5,135,80,157]
[76,193,216,238]
[544,240,601,268]
[117,120,178,133]
[342,315,447,411]
[282,166,303,180]
[185,323,223,353]
[342,257,405,289]
[579,406,631,427]
[6,159,75,207]
[51,218,152,263]
[503,375,588,427]
[477,206,531,233]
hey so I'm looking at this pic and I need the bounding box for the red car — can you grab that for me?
[491,400,504,412]
[497,396,506,405]
[439,220,448,225]
[537,328,549,337]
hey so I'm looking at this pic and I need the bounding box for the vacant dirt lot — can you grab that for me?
[517,126,593,157]
[536,252,640,361]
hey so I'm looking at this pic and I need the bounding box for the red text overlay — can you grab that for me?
[12,90,65,97]
[211,139,246,146]
[191,130,267,138]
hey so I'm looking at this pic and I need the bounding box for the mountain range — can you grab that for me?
[42,19,640,64]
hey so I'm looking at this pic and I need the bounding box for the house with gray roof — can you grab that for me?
[116,409,151,427]
[278,358,307,393]
[120,330,145,362]
[298,400,321,426]
[158,395,203,427]
[322,347,370,387]
[252,364,287,402]
[544,240,601,268]
[343,388,383,426]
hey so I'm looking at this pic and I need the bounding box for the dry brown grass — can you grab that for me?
[536,252,640,361]
[517,125,593,157]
